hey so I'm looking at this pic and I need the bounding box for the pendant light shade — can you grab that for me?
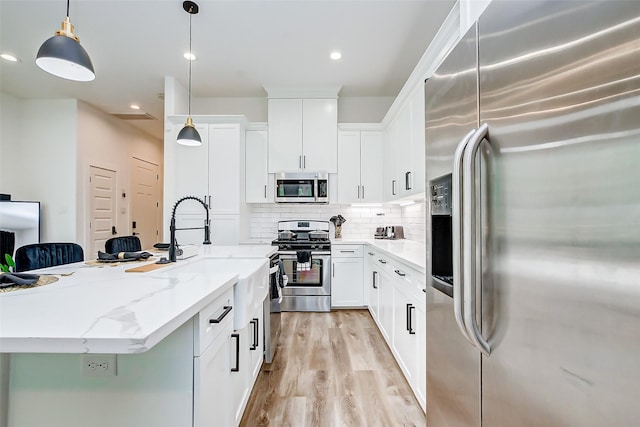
[177,1,201,146]
[177,117,202,146]
[36,2,95,82]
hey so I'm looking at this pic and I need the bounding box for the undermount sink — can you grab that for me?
[192,258,269,330]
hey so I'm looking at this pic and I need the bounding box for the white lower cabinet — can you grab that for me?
[392,284,419,388]
[194,289,234,427]
[331,245,365,308]
[362,246,427,412]
[377,269,394,343]
[364,249,378,317]
[230,303,264,426]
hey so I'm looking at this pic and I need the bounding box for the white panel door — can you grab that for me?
[130,158,160,250]
[209,124,240,215]
[360,131,384,202]
[331,257,365,307]
[89,166,116,256]
[268,99,303,172]
[245,130,270,203]
[193,337,230,427]
[392,286,418,385]
[302,99,337,172]
[337,131,361,204]
[378,269,394,343]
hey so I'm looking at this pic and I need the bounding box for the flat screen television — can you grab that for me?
[0,201,41,257]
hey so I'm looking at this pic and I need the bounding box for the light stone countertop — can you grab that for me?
[331,238,426,273]
[0,245,275,354]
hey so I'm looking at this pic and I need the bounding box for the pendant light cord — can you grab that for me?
[66,0,70,17]
[188,12,192,117]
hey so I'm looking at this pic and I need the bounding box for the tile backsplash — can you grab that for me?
[249,201,426,243]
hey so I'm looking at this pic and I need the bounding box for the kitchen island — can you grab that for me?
[0,245,275,427]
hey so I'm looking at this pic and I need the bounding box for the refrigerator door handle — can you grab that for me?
[453,129,476,345]
[462,123,491,356]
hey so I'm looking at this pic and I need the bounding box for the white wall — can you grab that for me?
[0,98,78,242]
[0,92,162,253]
[0,93,22,196]
[76,101,163,254]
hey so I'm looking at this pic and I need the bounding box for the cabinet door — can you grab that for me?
[377,269,394,342]
[366,251,380,320]
[268,99,303,172]
[409,84,425,194]
[194,337,230,427]
[230,328,250,427]
[392,286,418,385]
[331,257,365,307]
[337,131,361,203]
[209,124,240,214]
[415,299,426,410]
[245,130,270,203]
[248,304,264,382]
[170,124,210,214]
[383,121,399,201]
[395,102,412,198]
[211,214,240,245]
[302,99,338,173]
[360,131,383,202]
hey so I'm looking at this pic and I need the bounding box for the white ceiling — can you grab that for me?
[0,0,456,140]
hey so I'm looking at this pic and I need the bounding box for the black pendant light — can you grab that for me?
[177,1,201,146]
[35,0,95,82]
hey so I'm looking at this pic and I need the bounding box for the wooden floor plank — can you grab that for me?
[239,309,425,427]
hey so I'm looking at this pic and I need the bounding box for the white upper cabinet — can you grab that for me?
[209,124,242,215]
[301,99,338,172]
[337,129,383,204]
[383,82,426,201]
[267,99,302,173]
[245,129,272,203]
[268,98,337,173]
[360,131,384,202]
[337,131,361,203]
[169,124,210,215]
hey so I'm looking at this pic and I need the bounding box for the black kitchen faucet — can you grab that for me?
[168,196,211,262]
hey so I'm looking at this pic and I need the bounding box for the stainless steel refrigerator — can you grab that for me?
[424,1,640,425]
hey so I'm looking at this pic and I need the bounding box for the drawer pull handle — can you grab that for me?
[368,252,374,256]
[209,306,232,324]
[231,333,240,372]
[250,318,259,350]
[378,259,387,264]
[340,250,356,253]
[394,269,406,277]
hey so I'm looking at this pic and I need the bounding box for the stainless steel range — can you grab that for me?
[272,220,331,312]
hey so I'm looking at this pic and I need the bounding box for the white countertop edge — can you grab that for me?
[331,238,426,273]
[0,274,238,354]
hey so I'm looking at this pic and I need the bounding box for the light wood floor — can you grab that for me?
[240,310,425,427]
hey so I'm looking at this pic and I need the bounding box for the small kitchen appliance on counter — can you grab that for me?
[383,225,404,239]
[271,220,331,312]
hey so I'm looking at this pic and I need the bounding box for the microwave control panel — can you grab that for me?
[430,174,452,216]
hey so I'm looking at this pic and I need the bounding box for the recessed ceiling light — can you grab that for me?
[330,51,342,61]
[130,104,141,110]
[1,53,18,62]
[184,52,196,61]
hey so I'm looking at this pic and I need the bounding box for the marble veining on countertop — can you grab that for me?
[0,245,275,354]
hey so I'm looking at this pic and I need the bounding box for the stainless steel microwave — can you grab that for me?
[275,172,329,204]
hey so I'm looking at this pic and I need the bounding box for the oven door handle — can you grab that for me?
[277,251,331,256]
[269,265,279,274]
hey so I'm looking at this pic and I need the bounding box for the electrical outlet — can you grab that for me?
[81,354,117,377]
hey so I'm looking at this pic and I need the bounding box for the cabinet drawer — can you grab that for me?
[332,245,363,258]
[195,288,234,356]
